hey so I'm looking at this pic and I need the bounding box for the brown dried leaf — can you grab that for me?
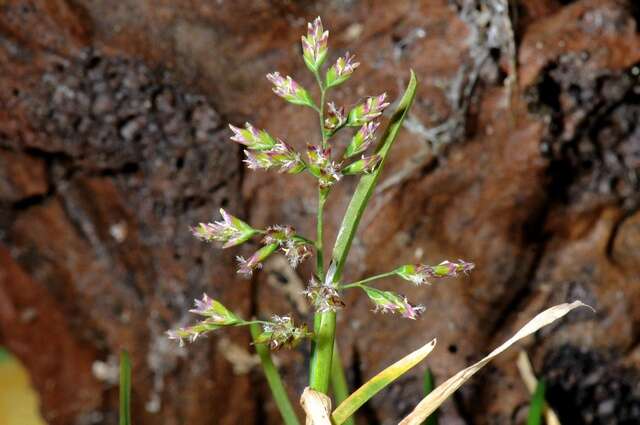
[398,301,592,425]
[301,387,332,425]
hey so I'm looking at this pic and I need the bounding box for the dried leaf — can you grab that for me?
[332,339,437,425]
[301,387,332,425]
[398,301,592,425]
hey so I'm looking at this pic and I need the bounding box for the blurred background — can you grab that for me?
[0,0,639,424]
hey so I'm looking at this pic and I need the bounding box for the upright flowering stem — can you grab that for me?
[309,310,336,393]
[316,188,328,278]
[314,70,328,149]
[309,66,336,393]
[309,71,418,394]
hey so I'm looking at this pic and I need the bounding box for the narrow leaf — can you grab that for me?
[250,323,300,425]
[330,70,418,283]
[398,301,592,425]
[517,351,562,425]
[330,343,355,425]
[119,350,132,425]
[332,338,436,425]
[527,380,546,425]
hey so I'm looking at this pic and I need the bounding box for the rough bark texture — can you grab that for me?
[0,0,639,424]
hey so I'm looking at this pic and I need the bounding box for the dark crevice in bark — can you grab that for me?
[10,188,55,210]
[250,366,269,425]
[629,0,640,31]
[488,198,552,337]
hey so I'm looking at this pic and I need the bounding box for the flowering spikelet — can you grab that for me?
[243,150,273,170]
[347,93,390,126]
[301,17,329,72]
[267,72,314,108]
[263,225,312,268]
[253,315,312,350]
[345,121,379,158]
[191,209,258,248]
[262,225,295,245]
[243,139,305,174]
[229,123,276,151]
[303,276,345,313]
[167,295,243,346]
[188,293,241,324]
[395,259,475,286]
[307,144,342,188]
[324,102,346,133]
[362,287,425,320]
[326,52,360,88]
[269,140,306,174]
[236,243,280,278]
[341,154,381,175]
[282,238,312,268]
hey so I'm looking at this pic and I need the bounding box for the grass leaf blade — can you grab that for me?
[527,380,546,425]
[332,338,436,425]
[119,350,132,425]
[422,368,438,425]
[330,343,355,425]
[330,70,418,282]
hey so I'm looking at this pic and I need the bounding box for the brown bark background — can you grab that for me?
[0,0,639,424]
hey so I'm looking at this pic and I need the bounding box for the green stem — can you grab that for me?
[242,320,271,326]
[314,71,328,148]
[293,234,316,246]
[331,342,355,425]
[316,188,328,280]
[309,310,336,392]
[340,271,397,290]
[310,68,337,393]
[250,323,300,425]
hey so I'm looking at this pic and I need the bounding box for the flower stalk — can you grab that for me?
[167,15,478,424]
[250,323,301,425]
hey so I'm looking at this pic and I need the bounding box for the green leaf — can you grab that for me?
[527,380,546,425]
[119,350,132,425]
[329,70,418,281]
[250,323,300,425]
[309,71,418,394]
[330,343,354,425]
[332,338,436,425]
[422,368,438,425]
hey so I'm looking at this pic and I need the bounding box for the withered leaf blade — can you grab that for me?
[398,301,592,425]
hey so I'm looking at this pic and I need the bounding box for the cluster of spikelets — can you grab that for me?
[167,17,474,349]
